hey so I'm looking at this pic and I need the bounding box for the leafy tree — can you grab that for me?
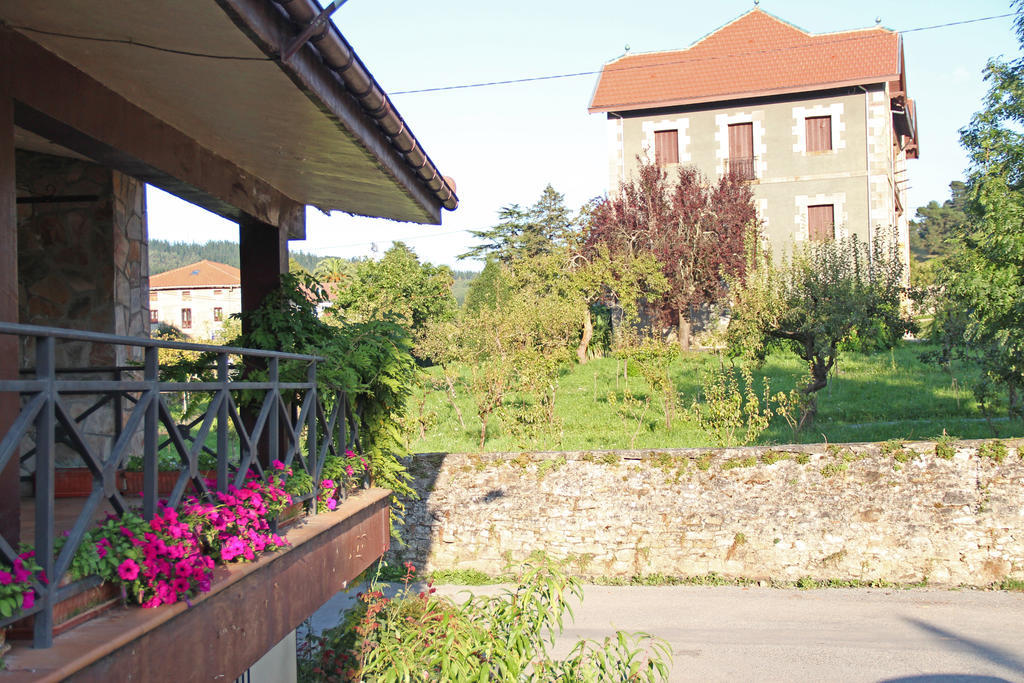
[910,181,970,262]
[331,243,456,348]
[421,254,582,447]
[459,184,575,263]
[932,7,1024,418]
[314,256,359,284]
[727,231,912,422]
[568,243,667,363]
[586,161,756,350]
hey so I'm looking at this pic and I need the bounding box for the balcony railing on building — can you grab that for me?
[0,322,362,648]
[725,156,757,182]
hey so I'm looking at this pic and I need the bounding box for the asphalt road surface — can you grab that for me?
[312,584,1024,682]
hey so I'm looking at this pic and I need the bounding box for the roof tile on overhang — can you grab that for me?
[589,9,900,112]
[150,260,240,289]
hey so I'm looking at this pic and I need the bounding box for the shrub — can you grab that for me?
[298,558,671,682]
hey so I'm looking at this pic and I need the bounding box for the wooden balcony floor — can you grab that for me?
[20,496,119,542]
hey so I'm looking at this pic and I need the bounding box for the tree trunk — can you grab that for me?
[577,307,593,364]
[677,309,691,352]
[479,414,488,449]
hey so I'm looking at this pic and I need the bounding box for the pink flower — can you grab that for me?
[0,570,12,586]
[22,590,35,610]
[345,465,354,477]
[321,479,335,489]
[326,499,337,511]
[96,544,108,559]
[272,460,285,470]
[118,559,140,581]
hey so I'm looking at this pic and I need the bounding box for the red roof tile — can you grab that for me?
[589,9,901,112]
[150,260,240,289]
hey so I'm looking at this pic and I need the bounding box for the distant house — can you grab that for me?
[589,8,919,268]
[149,260,240,339]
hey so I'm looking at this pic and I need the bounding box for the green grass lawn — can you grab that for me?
[407,343,1024,453]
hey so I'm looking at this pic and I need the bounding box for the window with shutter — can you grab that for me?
[805,116,832,152]
[807,204,835,241]
[181,308,192,329]
[654,130,679,166]
[727,123,755,180]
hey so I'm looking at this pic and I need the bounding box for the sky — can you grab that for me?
[147,0,1021,270]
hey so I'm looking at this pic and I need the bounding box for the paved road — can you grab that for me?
[311,584,1024,682]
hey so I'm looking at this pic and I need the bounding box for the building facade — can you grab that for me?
[150,259,241,340]
[589,9,918,264]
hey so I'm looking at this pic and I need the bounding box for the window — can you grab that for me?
[213,307,223,322]
[150,309,158,323]
[808,204,835,241]
[727,122,755,180]
[182,290,191,301]
[805,116,832,152]
[181,308,192,329]
[149,291,157,302]
[654,130,679,166]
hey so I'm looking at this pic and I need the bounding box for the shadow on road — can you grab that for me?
[899,615,1024,678]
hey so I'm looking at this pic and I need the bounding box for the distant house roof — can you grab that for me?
[589,9,903,113]
[150,260,240,289]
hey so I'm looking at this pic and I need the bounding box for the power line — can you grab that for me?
[391,12,1016,96]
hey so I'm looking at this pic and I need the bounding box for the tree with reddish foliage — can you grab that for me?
[585,160,758,349]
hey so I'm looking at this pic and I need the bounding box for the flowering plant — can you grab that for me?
[321,450,370,494]
[183,470,289,564]
[0,548,44,618]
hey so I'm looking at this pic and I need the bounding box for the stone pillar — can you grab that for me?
[16,151,148,467]
[0,44,20,543]
[239,215,288,469]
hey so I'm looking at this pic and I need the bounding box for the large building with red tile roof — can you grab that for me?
[590,8,918,265]
[149,260,240,339]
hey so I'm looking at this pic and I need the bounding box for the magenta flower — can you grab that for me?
[117,558,140,581]
[22,589,35,610]
[345,464,354,477]
[0,570,12,586]
[326,499,337,511]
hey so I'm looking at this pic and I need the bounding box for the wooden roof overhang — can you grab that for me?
[0,0,457,236]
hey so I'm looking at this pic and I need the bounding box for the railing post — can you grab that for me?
[267,356,279,470]
[142,346,158,520]
[32,334,55,648]
[306,359,317,486]
[217,353,229,493]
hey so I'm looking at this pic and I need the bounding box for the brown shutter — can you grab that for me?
[805,116,832,152]
[807,204,835,241]
[654,130,679,166]
[728,123,754,179]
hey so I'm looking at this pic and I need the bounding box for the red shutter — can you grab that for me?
[654,130,679,166]
[808,204,835,241]
[806,116,832,152]
[728,123,754,179]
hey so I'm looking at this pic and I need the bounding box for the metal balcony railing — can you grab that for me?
[0,322,363,648]
[725,156,757,181]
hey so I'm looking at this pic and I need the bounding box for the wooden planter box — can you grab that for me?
[276,501,306,529]
[120,471,216,497]
[8,582,120,641]
[52,468,97,498]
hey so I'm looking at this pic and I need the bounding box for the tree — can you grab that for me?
[330,243,456,348]
[421,254,582,447]
[459,184,575,263]
[727,231,912,422]
[931,6,1024,418]
[586,161,756,350]
[910,181,970,263]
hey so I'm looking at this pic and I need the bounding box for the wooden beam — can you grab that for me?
[0,37,20,544]
[2,27,305,239]
[215,0,441,225]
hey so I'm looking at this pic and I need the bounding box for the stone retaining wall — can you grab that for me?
[387,441,1024,586]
